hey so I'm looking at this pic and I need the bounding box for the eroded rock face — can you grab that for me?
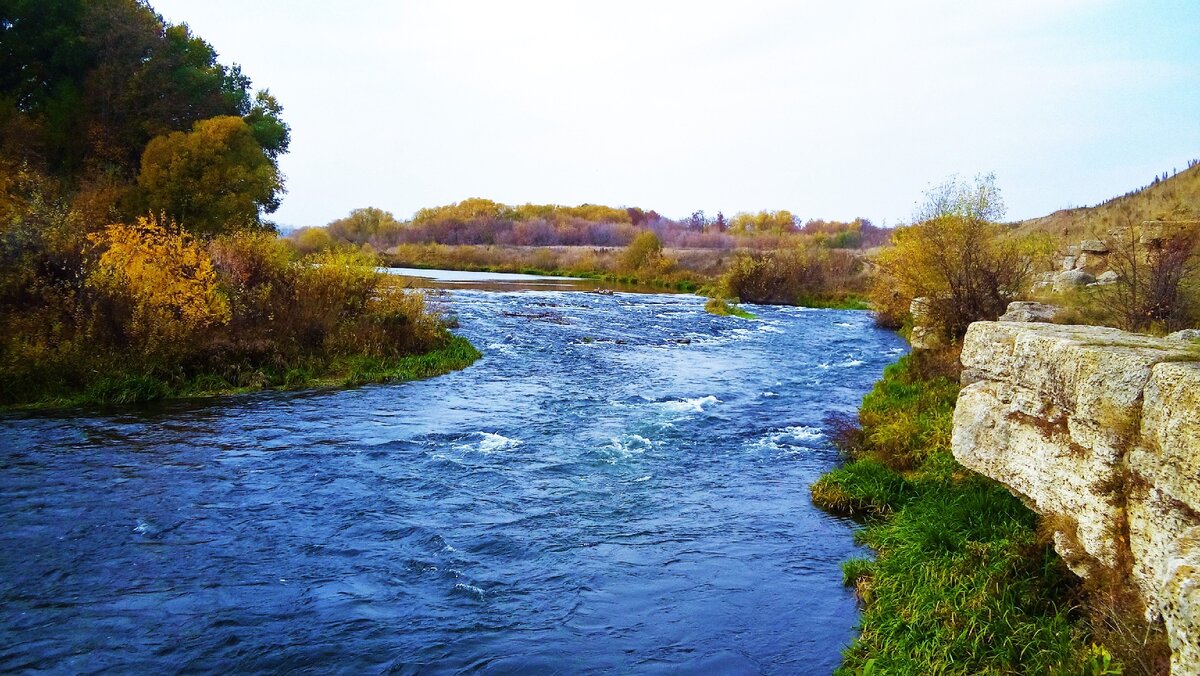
[952,322,1200,673]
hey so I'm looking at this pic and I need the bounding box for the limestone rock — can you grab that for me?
[1095,270,1120,285]
[1052,269,1096,292]
[1067,245,1081,257]
[998,301,1061,323]
[1061,256,1077,271]
[1081,239,1109,254]
[953,322,1200,670]
[1166,328,1200,342]
[1160,526,1200,675]
[908,297,942,351]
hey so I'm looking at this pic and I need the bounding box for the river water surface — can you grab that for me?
[1,284,905,673]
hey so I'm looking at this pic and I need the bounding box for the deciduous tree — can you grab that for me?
[137,115,282,235]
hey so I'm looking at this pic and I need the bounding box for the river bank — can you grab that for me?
[811,350,1126,674]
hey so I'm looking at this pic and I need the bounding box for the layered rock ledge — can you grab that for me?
[951,321,1200,673]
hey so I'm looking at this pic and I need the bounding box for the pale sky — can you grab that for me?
[150,0,1200,228]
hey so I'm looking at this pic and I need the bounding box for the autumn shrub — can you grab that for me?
[619,231,674,275]
[209,230,294,331]
[1095,217,1200,333]
[715,246,861,305]
[280,248,379,351]
[87,214,230,358]
[329,280,444,358]
[871,175,1029,339]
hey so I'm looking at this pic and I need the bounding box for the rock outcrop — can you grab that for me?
[998,301,1061,323]
[952,321,1200,674]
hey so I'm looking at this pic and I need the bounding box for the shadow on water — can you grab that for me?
[0,280,906,673]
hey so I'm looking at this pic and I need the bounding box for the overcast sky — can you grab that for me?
[150,0,1199,228]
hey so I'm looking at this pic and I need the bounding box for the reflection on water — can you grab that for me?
[0,288,905,673]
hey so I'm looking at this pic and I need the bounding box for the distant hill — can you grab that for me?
[1015,160,1200,238]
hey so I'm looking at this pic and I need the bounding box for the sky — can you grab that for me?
[149,0,1200,228]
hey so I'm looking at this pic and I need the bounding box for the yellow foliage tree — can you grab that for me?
[871,174,1027,337]
[619,230,674,276]
[88,214,230,353]
[138,116,282,235]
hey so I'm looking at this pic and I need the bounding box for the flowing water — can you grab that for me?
[0,285,905,673]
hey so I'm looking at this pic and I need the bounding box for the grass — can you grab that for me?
[813,352,1114,675]
[8,334,480,411]
[704,296,756,319]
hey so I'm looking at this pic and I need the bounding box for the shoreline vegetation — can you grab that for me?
[808,171,1196,675]
[812,352,1103,674]
[7,334,480,412]
[0,2,481,412]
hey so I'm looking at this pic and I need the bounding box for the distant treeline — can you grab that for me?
[291,198,891,252]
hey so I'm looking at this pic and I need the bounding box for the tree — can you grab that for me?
[326,207,402,245]
[137,115,283,235]
[619,230,672,275]
[872,174,1028,338]
[1098,210,1200,333]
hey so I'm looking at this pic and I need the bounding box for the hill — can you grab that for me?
[1015,160,1200,238]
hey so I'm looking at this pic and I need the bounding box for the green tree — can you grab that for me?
[137,115,282,235]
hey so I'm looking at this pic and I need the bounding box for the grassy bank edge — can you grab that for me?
[810,353,1122,675]
[3,334,481,412]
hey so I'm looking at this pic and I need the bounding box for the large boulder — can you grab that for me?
[998,301,1061,323]
[952,322,1200,673]
[1052,269,1096,292]
[1081,239,1109,254]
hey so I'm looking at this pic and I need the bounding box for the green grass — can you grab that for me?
[704,296,756,319]
[814,353,1104,675]
[7,334,480,411]
[795,294,872,310]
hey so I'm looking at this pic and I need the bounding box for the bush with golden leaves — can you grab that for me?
[87,215,230,355]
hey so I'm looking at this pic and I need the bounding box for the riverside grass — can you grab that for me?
[11,334,480,410]
[812,354,1117,675]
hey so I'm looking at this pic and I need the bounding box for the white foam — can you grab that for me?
[455,431,522,454]
[595,434,654,463]
[839,359,865,367]
[835,322,854,328]
[453,582,486,599]
[751,425,825,452]
[762,391,779,398]
[660,395,721,413]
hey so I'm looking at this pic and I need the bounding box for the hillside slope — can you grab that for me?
[1015,161,1200,238]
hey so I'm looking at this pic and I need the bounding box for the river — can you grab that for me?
[0,280,905,673]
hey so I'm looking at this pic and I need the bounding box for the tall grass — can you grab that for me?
[812,353,1116,675]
